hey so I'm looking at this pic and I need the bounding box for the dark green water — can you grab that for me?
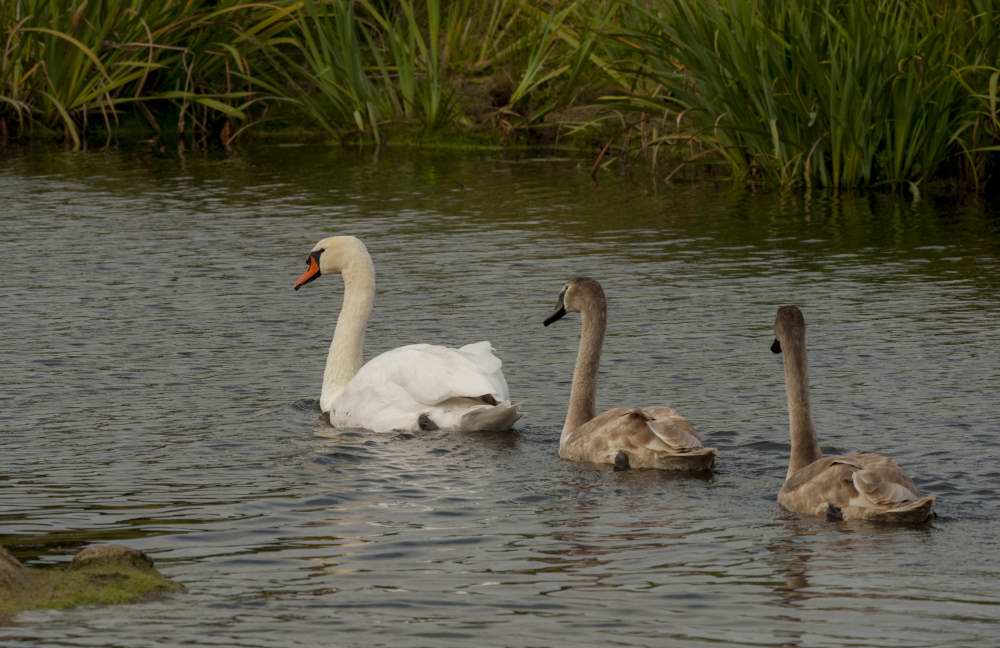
[1,146,999,647]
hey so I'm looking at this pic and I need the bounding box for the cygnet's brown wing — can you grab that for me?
[849,454,919,506]
[641,406,704,451]
[561,408,649,464]
[779,456,858,516]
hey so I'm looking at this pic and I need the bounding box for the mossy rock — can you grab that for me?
[0,547,29,591]
[0,544,184,624]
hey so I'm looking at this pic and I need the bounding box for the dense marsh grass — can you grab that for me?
[610,0,1000,190]
[1,0,997,191]
[255,0,469,143]
[0,0,291,147]
[0,0,617,146]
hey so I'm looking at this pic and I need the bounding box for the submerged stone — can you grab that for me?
[0,544,183,624]
[0,547,29,591]
[70,544,155,571]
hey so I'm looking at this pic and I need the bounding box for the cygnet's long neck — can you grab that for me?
[562,295,606,446]
[781,329,821,480]
[320,252,375,412]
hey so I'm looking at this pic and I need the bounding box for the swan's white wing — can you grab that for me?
[327,342,512,432]
[327,380,424,432]
[369,342,510,405]
[456,341,502,374]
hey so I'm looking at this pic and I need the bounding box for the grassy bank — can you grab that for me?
[2,0,998,191]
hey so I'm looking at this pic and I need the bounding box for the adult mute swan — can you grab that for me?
[543,277,716,471]
[771,305,935,522]
[293,236,520,433]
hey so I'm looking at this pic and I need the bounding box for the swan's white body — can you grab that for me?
[295,236,520,433]
[324,341,514,432]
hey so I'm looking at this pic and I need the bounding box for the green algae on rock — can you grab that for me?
[0,545,184,624]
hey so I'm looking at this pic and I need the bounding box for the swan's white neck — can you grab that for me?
[320,254,375,412]
[781,331,821,481]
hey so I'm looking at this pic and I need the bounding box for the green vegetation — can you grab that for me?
[611,0,1000,191]
[1,546,183,623]
[0,0,292,147]
[2,0,998,191]
[0,563,184,621]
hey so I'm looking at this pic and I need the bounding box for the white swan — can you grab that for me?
[293,236,520,433]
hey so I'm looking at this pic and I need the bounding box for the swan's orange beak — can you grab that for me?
[293,255,321,291]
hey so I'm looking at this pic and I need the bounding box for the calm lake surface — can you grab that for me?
[2,146,999,647]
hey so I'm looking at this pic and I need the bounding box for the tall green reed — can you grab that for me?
[3,0,993,195]
[374,0,455,131]
[0,0,290,148]
[489,0,625,139]
[612,0,995,190]
[13,1,155,147]
[256,0,386,141]
[257,0,466,142]
[141,1,294,145]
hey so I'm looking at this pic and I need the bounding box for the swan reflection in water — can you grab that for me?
[765,517,935,648]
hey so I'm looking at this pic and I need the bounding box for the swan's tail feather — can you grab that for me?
[847,495,936,524]
[650,447,717,472]
[459,402,521,432]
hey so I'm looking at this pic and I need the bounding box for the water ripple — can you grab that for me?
[1,147,999,646]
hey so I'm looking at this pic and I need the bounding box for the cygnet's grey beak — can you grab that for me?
[544,307,566,327]
[543,289,567,327]
[771,339,782,354]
